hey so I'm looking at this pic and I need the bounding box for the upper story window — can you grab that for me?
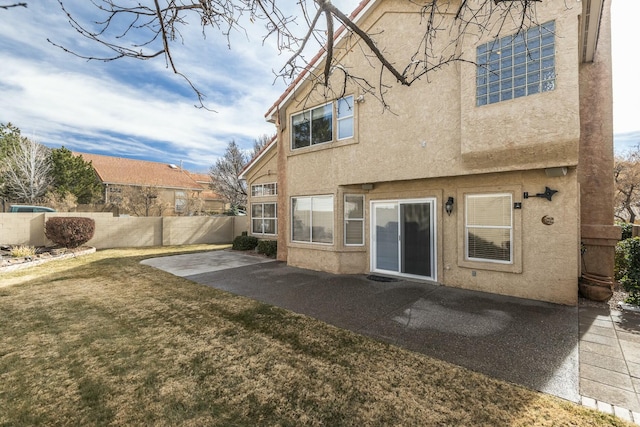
[251,183,277,197]
[291,96,354,150]
[476,21,555,106]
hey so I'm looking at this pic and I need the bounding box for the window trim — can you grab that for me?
[464,193,513,264]
[291,96,354,150]
[251,202,277,236]
[291,195,334,245]
[251,182,277,198]
[337,96,354,141]
[344,194,365,246]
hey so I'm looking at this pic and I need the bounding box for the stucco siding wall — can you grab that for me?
[281,0,582,185]
[460,5,582,170]
[281,170,579,305]
[270,0,591,305]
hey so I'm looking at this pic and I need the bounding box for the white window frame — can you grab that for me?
[251,183,277,197]
[291,195,334,245]
[465,193,513,264]
[251,202,277,236]
[291,96,354,150]
[337,96,354,140]
[344,194,364,246]
[476,21,555,106]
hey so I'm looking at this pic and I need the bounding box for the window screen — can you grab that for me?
[344,194,364,245]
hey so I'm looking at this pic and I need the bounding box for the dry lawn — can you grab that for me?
[0,246,631,426]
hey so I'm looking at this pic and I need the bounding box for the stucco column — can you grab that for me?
[276,123,288,262]
[578,1,620,279]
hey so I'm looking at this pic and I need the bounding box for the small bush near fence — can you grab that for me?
[257,240,277,258]
[232,235,259,251]
[618,221,634,240]
[615,236,640,305]
[45,217,96,248]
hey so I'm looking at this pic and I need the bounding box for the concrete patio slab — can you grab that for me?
[144,250,580,403]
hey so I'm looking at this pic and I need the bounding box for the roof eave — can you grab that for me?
[264,0,377,120]
[239,137,278,180]
[580,0,605,63]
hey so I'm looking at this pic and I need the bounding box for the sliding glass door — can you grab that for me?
[372,199,436,280]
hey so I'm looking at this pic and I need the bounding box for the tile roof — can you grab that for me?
[265,0,373,120]
[186,172,225,200]
[239,135,277,179]
[76,152,203,190]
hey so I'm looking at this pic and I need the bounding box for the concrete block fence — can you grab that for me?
[0,212,248,249]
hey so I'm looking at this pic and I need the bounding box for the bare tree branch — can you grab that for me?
[0,3,26,9]
[51,0,551,108]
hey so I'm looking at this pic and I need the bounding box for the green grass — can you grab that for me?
[0,245,632,426]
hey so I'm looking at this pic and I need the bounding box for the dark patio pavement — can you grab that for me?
[143,250,579,403]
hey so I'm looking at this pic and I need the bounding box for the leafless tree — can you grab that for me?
[614,147,640,224]
[51,0,546,108]
[0,3,27,10]
[209,140,248,210]
[252,133,276,158]
[110,185,170,217]
[2,137,53,203]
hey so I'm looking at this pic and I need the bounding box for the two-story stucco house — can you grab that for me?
[243,0,617,305]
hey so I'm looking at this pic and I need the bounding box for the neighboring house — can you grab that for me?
[245,0,617,306]
[77,153,204,216]
[240,137,278,237]
[188,173,228,214]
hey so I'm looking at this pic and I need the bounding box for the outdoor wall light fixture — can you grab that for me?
[523,187,558,201]
[445,197,455,216]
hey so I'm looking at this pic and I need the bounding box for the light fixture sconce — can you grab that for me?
[445,197,455,216]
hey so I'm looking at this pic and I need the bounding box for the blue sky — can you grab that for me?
[0,1,637,172]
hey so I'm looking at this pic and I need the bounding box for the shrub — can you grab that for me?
[45,217,95,248]
[615,237,640,305]
[232,235,258,251]
[10,245,36,258]
[617,221,634,240]
[257,240,277,258]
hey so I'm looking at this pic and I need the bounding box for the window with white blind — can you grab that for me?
[344,195,364,246]
[465,193,512,263]
[251,203,277,235]
[291,195,334,244]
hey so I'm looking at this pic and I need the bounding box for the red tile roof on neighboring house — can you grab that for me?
[76,152,203,191]
[265,0,373,120]
[186,172,224,200]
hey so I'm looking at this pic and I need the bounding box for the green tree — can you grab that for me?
[50,147,103,204]
[0,123,22,160]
